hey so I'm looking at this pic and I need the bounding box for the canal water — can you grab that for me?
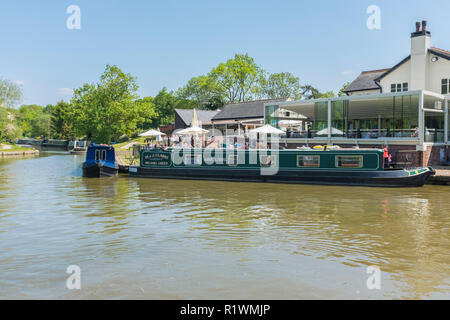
[0,152,449,299]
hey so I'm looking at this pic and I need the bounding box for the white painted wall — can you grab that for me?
[410,34,431,90]
[381,52,450,94]
[347,89,379,96]
[428,54,450,93]
[379,59,411,93]
[353,33,450,95]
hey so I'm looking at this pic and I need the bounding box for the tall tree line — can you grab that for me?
[1,55,350,144]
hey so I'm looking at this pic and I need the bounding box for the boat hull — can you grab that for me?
[129,166,435,187]
[83,162,119,177]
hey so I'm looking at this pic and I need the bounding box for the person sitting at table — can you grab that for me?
[411,126,419,138]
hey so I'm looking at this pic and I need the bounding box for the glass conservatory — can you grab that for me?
[265,90,449,145]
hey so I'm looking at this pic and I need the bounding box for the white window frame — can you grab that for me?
[391,82,408,93]
[442,79,449,95]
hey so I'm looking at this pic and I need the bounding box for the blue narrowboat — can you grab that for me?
[82,144,119,177]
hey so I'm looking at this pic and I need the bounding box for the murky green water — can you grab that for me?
[0,152,449,299]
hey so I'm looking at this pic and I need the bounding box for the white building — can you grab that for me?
[344,21,450,97]
[264,21,449,167]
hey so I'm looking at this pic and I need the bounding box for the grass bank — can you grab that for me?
[0,143,39,157]
[112,137,148,150]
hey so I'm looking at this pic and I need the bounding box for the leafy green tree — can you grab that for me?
[0,107,7,141]
[338,82,350,97]
[70,65,144,143]
[0,78,22,108]
[0,107,22,142]
[300,85,335,99]
[152,88,179,127]
[319,91,336,98]
[300,85,322,100]
[177,75,225,110]
[18,104,44,137]
[30,112,51,138]
[51,101,75,139]
[43,104,56,115]
[210,53,266,103]
[263,72,302,100]
[135,96,158,132]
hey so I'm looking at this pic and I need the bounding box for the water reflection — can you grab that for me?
[0,154,449,299]
[134,178,450,298]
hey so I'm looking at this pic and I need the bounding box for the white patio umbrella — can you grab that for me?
[250,124,285,135]
[176,109,209,135]
[176,126,209,135]
[316,127,344,136]
[278,120,303,127]
[138,129,166,137]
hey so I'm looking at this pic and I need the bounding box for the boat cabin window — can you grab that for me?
[335,155,363,168]
[260,155,277,167]
[297,155,320,167]
[184,155,202,166]
[102,150,107,161]
[95,150,100,161]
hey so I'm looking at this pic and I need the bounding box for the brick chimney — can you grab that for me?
[410,20,431,90]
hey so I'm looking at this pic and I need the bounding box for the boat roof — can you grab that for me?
[153,147,384,152]
[88,144,115,149]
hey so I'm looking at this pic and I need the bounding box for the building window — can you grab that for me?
[442,79,449,95]
[297,155,320,167]
[335,156,363,168]
[391,83,408,93]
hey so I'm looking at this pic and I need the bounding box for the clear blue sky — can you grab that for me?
[1,0,450,106]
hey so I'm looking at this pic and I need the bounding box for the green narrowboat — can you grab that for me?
[128,148,435,187]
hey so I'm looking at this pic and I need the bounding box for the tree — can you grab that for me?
[319,91,336,98]
[135,96,158,132]
[70,65,143,143]
[18,104,45,137]
[0,78,22,108]
[263,72,302,100]
[300,85,335,99]
[177,75,225,110]
[51,101,75,139]
[152,88,179,127]
[210,53,265,103]
[30,112,51,138]
[338,82,350,97]
[300,85,323,100]
[43,104,56,115]
[0,106,22,142]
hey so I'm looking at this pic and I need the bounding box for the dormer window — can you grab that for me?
[442,79,449,94]
[391,83,408,93]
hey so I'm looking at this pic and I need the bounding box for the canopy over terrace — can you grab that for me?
[264,90,449,146]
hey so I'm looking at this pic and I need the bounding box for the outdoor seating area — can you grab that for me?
[264,90,449,145]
